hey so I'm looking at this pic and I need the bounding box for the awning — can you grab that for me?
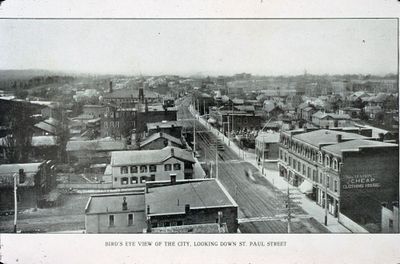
[298,180,314,194]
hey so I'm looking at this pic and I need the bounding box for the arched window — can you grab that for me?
[333,158,338,171]
[325,155,330,167]
[318,152,323,164]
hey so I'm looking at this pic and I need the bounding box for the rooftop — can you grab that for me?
[111,146,194,166]
[293,129,367,148]
[85,192,145,214]
[103,88,160,99]
[322,139,398,157]
[147,121,182,130]
[256,132,280,143]
[151,223,227,233]
[34,121,57,134]
[146,179,237,216]
[0,162,43,187]
[140,132,183,148]
[31,136,58,147]
[66,140,125,152]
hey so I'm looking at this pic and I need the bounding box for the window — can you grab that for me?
[334,180,338,192]
[140,165,147,173]
[325,156,330,167]
[318,152,323,164]
[293,159,297,169]
[164,164,172,171]
[114,177,117,182]
[104,122,108,128]
[128,214,134,226]
[307,167,311,179]
[297,161,301,172]
[284,153,287,162]
[149,165,157,172]
[120,166,128,174]
[177,220,183,226]
[109,215,115,227]
[130,166,138,173]
[140,176,147,183]
[174,163,181,171]
[288,156,292,166]
[313,170,317,182]
[116,121,120,128]
[130,177,138,184]
[302,164,306,175]
[150,175,156,181]
[319,172,323,184]
[333,159,338,171]
[121,177,128,185]
[110,121,114,127]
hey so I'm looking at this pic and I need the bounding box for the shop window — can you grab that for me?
[128,214,134,226]
[149,165,157,172]
[140,165,147,173]
[164,164,172,171]
[130,166,138,173]
[120,166,128,174]
[173,163,181,171]
[121,177,129,185]
[109,215,115,227]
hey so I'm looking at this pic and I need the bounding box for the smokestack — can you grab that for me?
[378,133,384,142]
[109,81,113,93]
[139,88,144,103]
[185,204,190,214]
[122,197,128,211]
[336,134,342,143]
[170,174,176,185]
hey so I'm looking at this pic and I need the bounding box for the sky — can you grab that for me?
[0,19,397,76]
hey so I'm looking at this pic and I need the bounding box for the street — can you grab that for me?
[177,98,329,233]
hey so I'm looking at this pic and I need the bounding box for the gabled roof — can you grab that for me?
[140,132,183,148]
[34,122,57,134]
[111,146,195,166]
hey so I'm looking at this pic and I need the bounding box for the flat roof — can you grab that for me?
[85,192,145,214]
[147,121,182,130]
[293,129,367,148]
[145,179,237,216]
[322,139,398,157]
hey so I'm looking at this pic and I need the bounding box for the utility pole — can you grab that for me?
[13,172,18,233]
[324,169,329,226]
[261,134,265,175]
[215,140,219,179]
[227,113,230,146]
[287,184,292,233]
[193,119,196,154]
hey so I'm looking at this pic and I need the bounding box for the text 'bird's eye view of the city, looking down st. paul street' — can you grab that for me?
[0,19,398,234]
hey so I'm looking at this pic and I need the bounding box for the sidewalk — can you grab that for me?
[190,105,351,233]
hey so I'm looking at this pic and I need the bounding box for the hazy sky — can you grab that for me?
[0,19,397,76]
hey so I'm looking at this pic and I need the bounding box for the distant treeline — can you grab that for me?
[0,75,75,91]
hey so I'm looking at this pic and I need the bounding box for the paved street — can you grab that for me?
[177,99,329,233]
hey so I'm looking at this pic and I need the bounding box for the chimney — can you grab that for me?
[122,197,128,211]
[147,205,150,214]
[170,147,175,157]
[170,174,176,185]
[185,204,190,214]
[336,134,342,143]
[109,81,113,93]
[378,133,384,142]
[156,125,160,132]
[19,168,25,184]
[160,132,163,137]
[139,88,144,103]
[217,211,223,227]
[381,202,388,208]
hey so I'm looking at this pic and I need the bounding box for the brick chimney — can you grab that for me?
[170,147,175,157]
[122,196,128,211]
[336,134,342,143]
[109,81,113,93]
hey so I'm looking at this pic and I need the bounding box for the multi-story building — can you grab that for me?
[145,178,239,233]
[312,111,352,128]
[255,131,280,162]
[139,132,185,150]
[146,121,183,139]
[85,192,146,233]
[110,146,195,188]
[278,128,399,232]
